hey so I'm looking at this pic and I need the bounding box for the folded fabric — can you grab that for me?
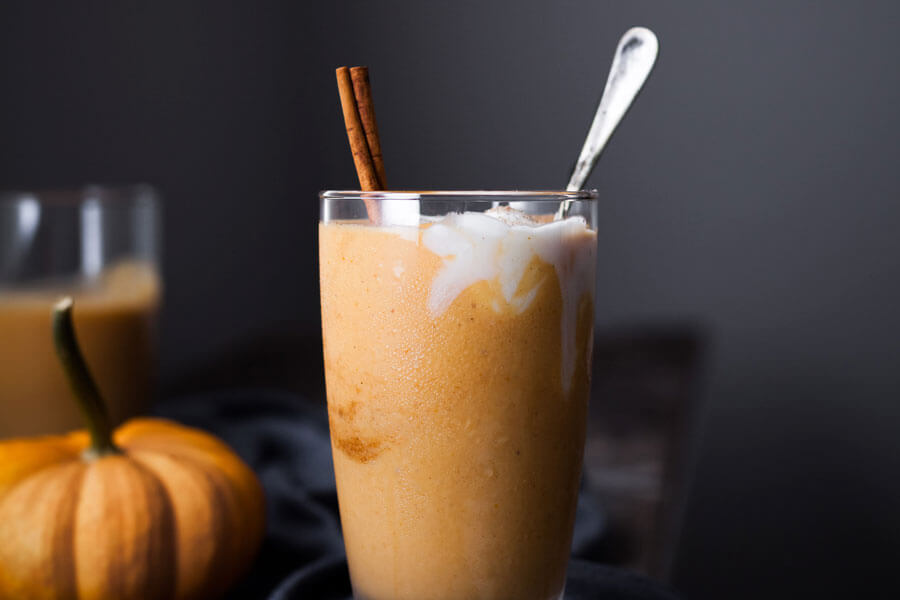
[156,390,679,599]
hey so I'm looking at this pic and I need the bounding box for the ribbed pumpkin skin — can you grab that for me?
[0,418,265,600]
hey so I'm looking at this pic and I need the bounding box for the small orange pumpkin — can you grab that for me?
[0,298,266,600]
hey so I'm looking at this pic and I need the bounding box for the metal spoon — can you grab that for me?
[557,27,659,219]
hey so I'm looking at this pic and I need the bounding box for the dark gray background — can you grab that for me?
[2,1,899,597]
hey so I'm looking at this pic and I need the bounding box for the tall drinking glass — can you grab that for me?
[319,191,597,600]
[0,185,161,438]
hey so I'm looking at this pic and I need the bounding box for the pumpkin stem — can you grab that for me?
[52,297,121,458]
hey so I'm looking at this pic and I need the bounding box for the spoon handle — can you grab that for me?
[565,27,659,194]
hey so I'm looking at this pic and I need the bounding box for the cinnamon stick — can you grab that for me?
[336,66,381,192]
[350,67,387,189]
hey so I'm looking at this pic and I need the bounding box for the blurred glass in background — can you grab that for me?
[0,185,161,438]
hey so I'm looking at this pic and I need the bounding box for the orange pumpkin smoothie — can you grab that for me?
[320,205,597,600]
[0,261,159,438]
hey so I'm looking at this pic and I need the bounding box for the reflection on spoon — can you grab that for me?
[557,27,659,219]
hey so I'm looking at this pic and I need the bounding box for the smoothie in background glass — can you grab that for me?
[319,191,597,600]
[0,186,160,438]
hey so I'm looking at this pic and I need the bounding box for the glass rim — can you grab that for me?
[0,183,159,207]
[320,189,598,201]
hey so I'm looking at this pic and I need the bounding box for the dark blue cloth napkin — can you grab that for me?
[156,390,679,600]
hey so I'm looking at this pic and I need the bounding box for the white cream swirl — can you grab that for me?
[421,210,597,393]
